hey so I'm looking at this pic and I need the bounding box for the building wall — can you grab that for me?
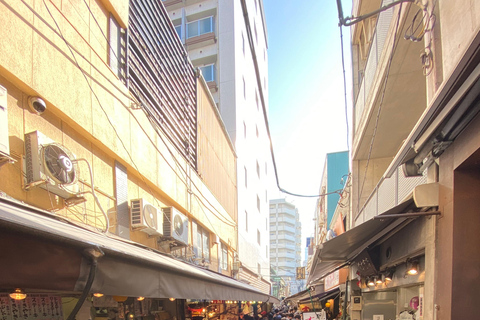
[326,151,349,226]
[164,0,271,291]
[0,0,237,275]
[269,199,302,296]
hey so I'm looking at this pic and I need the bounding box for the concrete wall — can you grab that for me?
[0,0,237,271]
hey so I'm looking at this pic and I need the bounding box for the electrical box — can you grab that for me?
[351,296,363,311]
[0,85,9,157]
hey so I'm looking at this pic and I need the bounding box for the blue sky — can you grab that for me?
[264,0,353,251]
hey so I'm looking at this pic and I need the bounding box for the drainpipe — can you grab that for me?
[66,248,104,320]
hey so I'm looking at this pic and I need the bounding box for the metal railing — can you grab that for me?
[355,166,427,225]
[355,0,394,130]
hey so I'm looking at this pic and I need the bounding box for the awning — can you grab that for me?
[0,198,278,303]
[298,287,339,304]
[307,197,416,286]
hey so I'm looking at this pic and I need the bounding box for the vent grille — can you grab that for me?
[130,199,142,226]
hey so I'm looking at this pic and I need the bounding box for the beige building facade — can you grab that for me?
[0,0,274,317]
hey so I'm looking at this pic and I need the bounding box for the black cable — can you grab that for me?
[240,0,332,199]
[339,21,350,152]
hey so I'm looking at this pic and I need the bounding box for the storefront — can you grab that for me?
[0,197,278,319]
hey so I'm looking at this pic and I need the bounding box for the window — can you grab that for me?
[196,225,210,261]
[243,77,246,99]
[244,121,247,139]
[258,263,261,276]
[245,211,248,232]
[257,195,260,211]
[244,167,248,187]
[109,14,125,81]
[174,25,182,39]
[186,16,214,39]
[256,160,260,178]
[256,125,259,138]
[257,229,261,245]
[199,64,216,82]
[242,33,245,56]
[221,243,228,270]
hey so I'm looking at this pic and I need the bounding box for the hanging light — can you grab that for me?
[169,297,176,301]
[9,288,27,300]
[375,276,383,285]
[385,269,395,282]
[137,297,145,301]
[93,293,104,298]
[367,277,375,287]
[407,260,419,275]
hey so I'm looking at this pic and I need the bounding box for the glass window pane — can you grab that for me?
[175,25,181,39]
[203,230,210,261]
[200,65,214,82]
[187,21,198,38]
[199,17,212,35]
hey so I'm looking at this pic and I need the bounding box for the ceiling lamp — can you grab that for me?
[169,298,176,301]
[93,293,104,298]
[137,297,145,301]
[9,288,27,300]
[407,260,419,275]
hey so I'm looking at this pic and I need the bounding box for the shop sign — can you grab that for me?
[324,268,348,291]
[0,294,63,320]
[304,311,326,320]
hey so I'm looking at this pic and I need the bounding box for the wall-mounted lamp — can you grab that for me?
[169,298,176,301]
[407,260,419,275]
[385,269,395,281]
[9,288,27,300]
[137,297,145,301]
[367,277,375,287]
[93,293,104,298]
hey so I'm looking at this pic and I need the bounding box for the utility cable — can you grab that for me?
[339,18,350,152]
[240,0,332,199]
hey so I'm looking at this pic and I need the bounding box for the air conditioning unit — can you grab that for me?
[130,198,163,236]
[162,206,188,246]
[24,130,79,199]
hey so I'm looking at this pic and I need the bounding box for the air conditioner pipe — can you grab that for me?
[73,158,109,233]
[66,247,104,320]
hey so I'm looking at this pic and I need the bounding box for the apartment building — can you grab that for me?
[305,1,480,319]
[163,0,272,293]
[269,199,302,297]
[0,0,274,318]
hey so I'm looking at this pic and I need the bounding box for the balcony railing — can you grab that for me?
[354,0,394,130]
[355,166,427,225]
[199,64,216,82]
[187,16,215,39]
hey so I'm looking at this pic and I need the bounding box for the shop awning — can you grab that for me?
[298,287,339,304]
[0,198,278,303]
[307,197,416,286]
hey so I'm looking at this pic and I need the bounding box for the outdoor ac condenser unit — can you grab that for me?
[162,206,188,246]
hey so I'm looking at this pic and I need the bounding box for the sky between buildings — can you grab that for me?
[264,0,354,258]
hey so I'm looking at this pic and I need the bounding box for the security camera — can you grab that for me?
[28,96,47,115]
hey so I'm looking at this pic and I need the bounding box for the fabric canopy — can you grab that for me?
[0,198,278,303]
[307,197,415,286]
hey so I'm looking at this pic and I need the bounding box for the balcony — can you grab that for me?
[185,16,216,49]
[352,0,426,161]
[355,166,427,225]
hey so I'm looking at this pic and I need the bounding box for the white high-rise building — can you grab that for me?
[164,0,271,293]
[270,199,302,296]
